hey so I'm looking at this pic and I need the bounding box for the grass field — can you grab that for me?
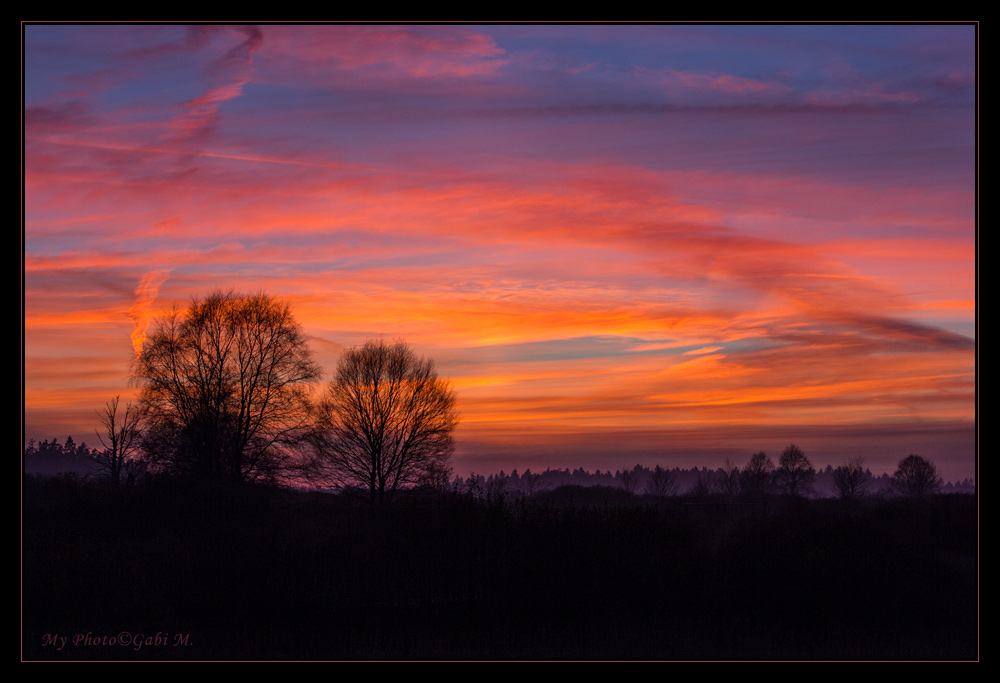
[22,475,978,660]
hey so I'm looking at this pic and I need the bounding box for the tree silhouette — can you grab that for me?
[717,459,741,496]
[519,468,546,496]
[892,454,942,497]
[93,395,142,486]
[310,338,458,504]
[420,457,454,491]
[831,456,871,500]
[618,464,642,495]
[775,444,815,496]
[740,451,775,496]
[688,468,714,496]
[645,464,679,497]
[484,471,510,502]
[23,436,96,476]
[133,291,319,483]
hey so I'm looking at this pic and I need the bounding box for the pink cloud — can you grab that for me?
[667,69,793,96]
[260,25,509,88]
[166,26,263,144]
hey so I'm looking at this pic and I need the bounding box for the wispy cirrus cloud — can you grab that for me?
[259,25,510,90]
[167,25,263,143]
[664,68,794,97]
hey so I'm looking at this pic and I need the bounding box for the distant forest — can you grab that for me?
[23,435,975,498]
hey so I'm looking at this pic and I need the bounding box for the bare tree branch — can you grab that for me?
[93,395,143,486]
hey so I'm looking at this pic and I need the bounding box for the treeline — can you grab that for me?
[24,435,974,498]
[455,460,975,500]
[24,436,148,482]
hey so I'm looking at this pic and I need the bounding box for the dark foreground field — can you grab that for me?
[22,476,978,660]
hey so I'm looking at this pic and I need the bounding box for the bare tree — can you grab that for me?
[93,396,143,486]
[519,468,546,496]
[618,464,642,495]
[645,464,679,497]
[832,456,872,500]
[689,468,714,497]
[311,338,458,504]
[892,454,942,497]
[132,291,320,483]
[420,457,454,491]
[740,451,775,496]
[776,444,815,496]
[718,459,742,496]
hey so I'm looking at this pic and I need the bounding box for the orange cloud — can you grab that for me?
[129,271,170,356]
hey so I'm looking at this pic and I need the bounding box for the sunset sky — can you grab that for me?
[23,24,976,480]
